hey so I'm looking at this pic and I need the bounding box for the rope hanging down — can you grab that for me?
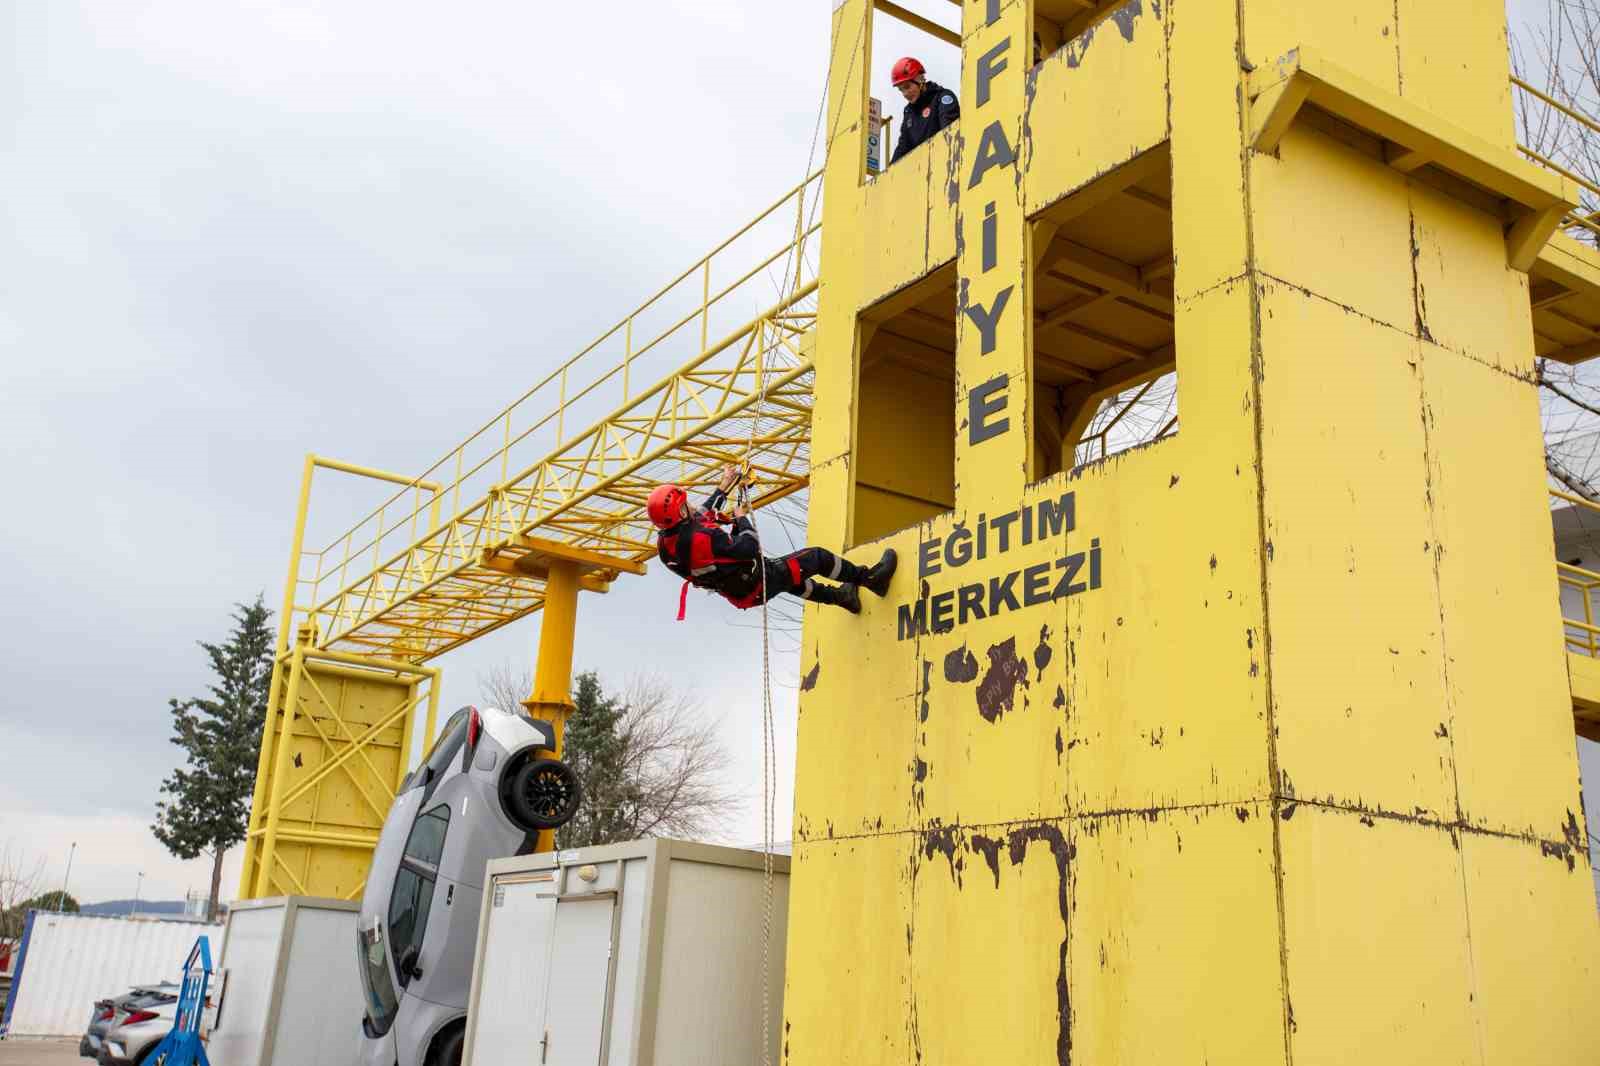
[744,5,867,1063]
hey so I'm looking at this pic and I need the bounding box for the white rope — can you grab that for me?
[745,7,867,1063]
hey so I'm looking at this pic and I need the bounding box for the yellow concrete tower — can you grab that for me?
[785,1,1599,1062]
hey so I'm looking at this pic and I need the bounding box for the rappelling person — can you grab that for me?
[648,465,897,618]
[888,56,960,166]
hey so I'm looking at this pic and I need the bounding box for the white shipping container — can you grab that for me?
[208,896,364,1066]
[0,912,222,1037]
[463,839,789,1066]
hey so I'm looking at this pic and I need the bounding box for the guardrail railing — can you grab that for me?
[1512,75,1600,242]
[1553,488,1600,656]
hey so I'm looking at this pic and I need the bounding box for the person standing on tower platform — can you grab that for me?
[649,466,897,618]
[888,56,960,166]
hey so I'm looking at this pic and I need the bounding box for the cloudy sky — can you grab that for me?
[1,0,1594,909]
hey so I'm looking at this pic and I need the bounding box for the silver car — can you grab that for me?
[79,983,178,1059]
[357,705,579,1066]
[96,999,175,1066]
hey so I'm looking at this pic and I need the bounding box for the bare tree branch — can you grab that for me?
[0,839,48,946]
[479,661,531,714]
[478,666,741,847]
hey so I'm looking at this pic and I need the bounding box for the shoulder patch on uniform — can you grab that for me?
[942,95,954,105]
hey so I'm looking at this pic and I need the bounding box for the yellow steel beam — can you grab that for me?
[874,0,960,48]
[1247,47,1577,273]
[477,553,617,591]
[1567,652,1600,741]
[313,455,441,493]
[512,533,650,575]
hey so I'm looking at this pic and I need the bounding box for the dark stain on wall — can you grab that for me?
[945,644,980,683]
[976,636,1030,722]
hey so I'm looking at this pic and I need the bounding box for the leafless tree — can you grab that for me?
[0,839,47,947]
[1512,0,1600,227]
[1514,1,1600,499]
[597,674,739,842]
[478,661,532,715]
[478,666,739,846]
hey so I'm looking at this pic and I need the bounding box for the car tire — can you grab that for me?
[502,756,582,831]
[427,1025,465,1066]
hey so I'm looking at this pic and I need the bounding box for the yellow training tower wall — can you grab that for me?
[786,0,1599,1062]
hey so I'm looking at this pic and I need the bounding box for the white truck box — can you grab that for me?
[463,839,789,1066]
[209,896,363,1066]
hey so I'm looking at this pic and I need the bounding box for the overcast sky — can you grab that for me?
[1,0,1594,909]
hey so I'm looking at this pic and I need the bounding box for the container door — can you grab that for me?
[540,895,616,1066]
[465,875,557,1065]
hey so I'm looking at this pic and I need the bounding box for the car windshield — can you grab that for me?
[409,710,469,794]
[357,921,400,1036]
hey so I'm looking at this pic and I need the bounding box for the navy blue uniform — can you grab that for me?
[890,81,961,165]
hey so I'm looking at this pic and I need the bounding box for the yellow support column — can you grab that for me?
[239,456,315,898]
[252,644,307,899]
[523,558,581,855]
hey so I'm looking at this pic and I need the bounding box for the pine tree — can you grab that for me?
[555,672,634,849]
[153,597,274,921]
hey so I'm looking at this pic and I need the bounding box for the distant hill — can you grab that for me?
[79,899,192,917]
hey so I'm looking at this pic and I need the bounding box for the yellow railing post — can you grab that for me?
[623,316,633,400]
[702,259,712,350]
[239,453,316,898]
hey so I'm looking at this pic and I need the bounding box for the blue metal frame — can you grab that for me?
[144,935,213,1066]
[0,909,39,1038]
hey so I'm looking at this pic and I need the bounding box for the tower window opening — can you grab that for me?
[1029,144,1177,480]
[851,263,960,546]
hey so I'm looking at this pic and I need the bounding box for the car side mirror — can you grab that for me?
[397,946,422,981]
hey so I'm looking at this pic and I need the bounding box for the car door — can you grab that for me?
[389,803,453,1006]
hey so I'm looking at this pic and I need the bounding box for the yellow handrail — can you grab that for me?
[1510,76,1600,238]
[1551,488,1600,657]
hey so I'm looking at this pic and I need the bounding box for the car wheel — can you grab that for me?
[503,756,582,831]
[427,1025,465,1066]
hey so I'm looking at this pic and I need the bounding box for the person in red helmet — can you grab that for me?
[648,466,897,619]
[889,56,959,166]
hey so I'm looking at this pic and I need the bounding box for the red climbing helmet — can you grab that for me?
[891,56,926,86]
[647,484,689,529]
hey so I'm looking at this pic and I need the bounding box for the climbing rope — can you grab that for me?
[745,7,867,1063]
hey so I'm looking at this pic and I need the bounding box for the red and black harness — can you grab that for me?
[661,513,798,619]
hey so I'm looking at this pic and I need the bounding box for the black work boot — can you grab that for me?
[861,548,898,597]
[804,578,861,614]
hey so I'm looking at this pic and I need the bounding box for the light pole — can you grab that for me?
[57,842,77,913]
[133,871,144,917]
